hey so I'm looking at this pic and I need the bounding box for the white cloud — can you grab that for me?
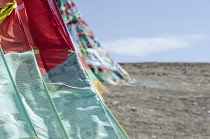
[102,35,205,57]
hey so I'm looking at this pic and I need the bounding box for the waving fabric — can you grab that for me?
[0,0,128,138]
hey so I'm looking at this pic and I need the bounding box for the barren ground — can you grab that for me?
[103,63,210,139]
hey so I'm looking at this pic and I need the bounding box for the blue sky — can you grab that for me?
[76,0,210,63]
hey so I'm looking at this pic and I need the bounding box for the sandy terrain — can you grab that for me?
[103,63,210,139]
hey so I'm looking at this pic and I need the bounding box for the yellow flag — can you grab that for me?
[0,0,17,24]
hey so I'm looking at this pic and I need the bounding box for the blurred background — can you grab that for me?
[76,0,210,63]
[75,1,210,138]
